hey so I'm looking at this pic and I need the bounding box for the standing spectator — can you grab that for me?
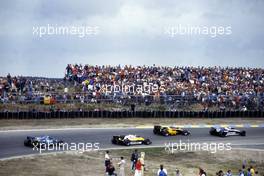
[131,149,139,171]
[199,168,207,176]
[139,152,145,176]
[157,164,167,176]
[247,168,252,176]
[134,158,142,176]
[106,162,117,176]
[250,166,255,176]
[226,170,232,176]
[175,169,182,176]
[216,170,224,176]
[118,156,126,176]
[238,169,245,176]
[105,150,111,167]
[242,165,247,176]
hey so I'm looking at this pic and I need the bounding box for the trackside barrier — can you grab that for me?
[0,110,263,119]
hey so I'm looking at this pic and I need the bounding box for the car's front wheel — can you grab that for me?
[111,139,117,144]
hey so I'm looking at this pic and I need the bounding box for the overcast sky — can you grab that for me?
[1,0,264,78]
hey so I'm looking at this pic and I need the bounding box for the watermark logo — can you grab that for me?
[165,140,232,154]
[164,24,232,38]
[33,24,99,38]
[97,82,166,95]
[32,142,100,153]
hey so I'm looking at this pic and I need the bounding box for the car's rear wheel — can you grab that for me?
[183,131,190,136]
[144,139,152,145]
[124,139,130,146]
[24,140,29,146]
[162,130,169,136]
[220,132,227,137]
[240,131,246,136]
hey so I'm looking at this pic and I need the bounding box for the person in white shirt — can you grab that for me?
[175,169,183,176]
[105,150,111,167]
[118,156,126,176]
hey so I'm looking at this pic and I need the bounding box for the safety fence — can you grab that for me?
[0,110,263,119]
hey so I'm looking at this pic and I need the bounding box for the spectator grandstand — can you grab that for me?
[0,65,264,112]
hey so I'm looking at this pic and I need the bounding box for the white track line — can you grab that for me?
[0,124,263,133]
[0,127,137,133]
[1,143,264,161]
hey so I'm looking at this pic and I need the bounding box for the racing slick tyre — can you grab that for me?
[124,139,131,146]
[111,139,117,144]
[24,139,30,147]
[163,133,169,137]
[240,131,246,136]
[144,139,152,145]
[220,132,227,137]
[183,131,190,136]
[162,130,169,136]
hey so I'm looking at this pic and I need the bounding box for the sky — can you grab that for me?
[1,0,264,78]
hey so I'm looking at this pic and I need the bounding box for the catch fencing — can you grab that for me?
[0,110,263,119]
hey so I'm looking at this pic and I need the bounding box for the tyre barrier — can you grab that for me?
[0,110,263,119]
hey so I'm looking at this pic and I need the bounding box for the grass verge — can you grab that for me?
[0,148,263,176]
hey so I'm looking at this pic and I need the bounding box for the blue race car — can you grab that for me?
[24,136,63,148]
[210,127,246,137]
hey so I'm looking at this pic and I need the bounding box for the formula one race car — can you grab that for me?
[24,136,63,148]
[111,134,152,146]
[153,125,191,136]
[210,127,246,137]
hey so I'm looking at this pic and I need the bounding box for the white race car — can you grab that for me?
[210,127,246,137]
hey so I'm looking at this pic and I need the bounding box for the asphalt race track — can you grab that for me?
[0,127,264,159]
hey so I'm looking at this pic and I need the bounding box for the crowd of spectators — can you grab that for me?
[1,65,264,111]
[0,74,67,104]
[64,64,264,111]
[215,165,259,176]
[104,150,260,176]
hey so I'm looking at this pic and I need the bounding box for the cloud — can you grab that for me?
[1,0,264,77]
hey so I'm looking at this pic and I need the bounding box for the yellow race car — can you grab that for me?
[153,125,191,136]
